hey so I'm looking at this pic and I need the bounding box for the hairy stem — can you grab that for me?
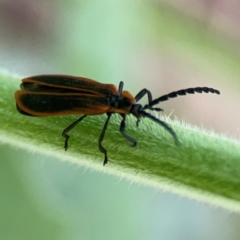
[1,70,240,212]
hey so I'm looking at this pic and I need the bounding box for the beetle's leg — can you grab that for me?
[118,81,124,95]
[99,113,112,166]
[120,114,137,147]
[62,115,87,151]
[135,89,163,111]
[135,88,153,103]
[142,111,180,146]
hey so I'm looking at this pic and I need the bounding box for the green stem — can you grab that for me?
[1,70,240,212]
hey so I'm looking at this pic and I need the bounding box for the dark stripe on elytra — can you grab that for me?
[19,94,109,113]
[24,76,115,95]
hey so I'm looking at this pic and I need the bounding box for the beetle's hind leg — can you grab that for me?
[99,113,112,165]
[120,114,137,147]
[62,115,87,150]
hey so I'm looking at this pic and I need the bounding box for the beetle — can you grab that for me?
[14,75,220,165]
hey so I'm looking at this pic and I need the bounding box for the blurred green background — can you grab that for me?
[1,0,240,239]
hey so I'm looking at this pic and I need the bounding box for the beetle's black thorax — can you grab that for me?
[107,94,132,110]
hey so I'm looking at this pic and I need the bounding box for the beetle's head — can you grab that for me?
[130,103,180,145]
[131,103,163,127]
[130,104,144,127]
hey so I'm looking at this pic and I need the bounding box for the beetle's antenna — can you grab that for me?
[144,87,220,109]
[118,81,124,96]
[141,111,180,145]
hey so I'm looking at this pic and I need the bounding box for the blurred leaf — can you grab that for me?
[0,145,62,240]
